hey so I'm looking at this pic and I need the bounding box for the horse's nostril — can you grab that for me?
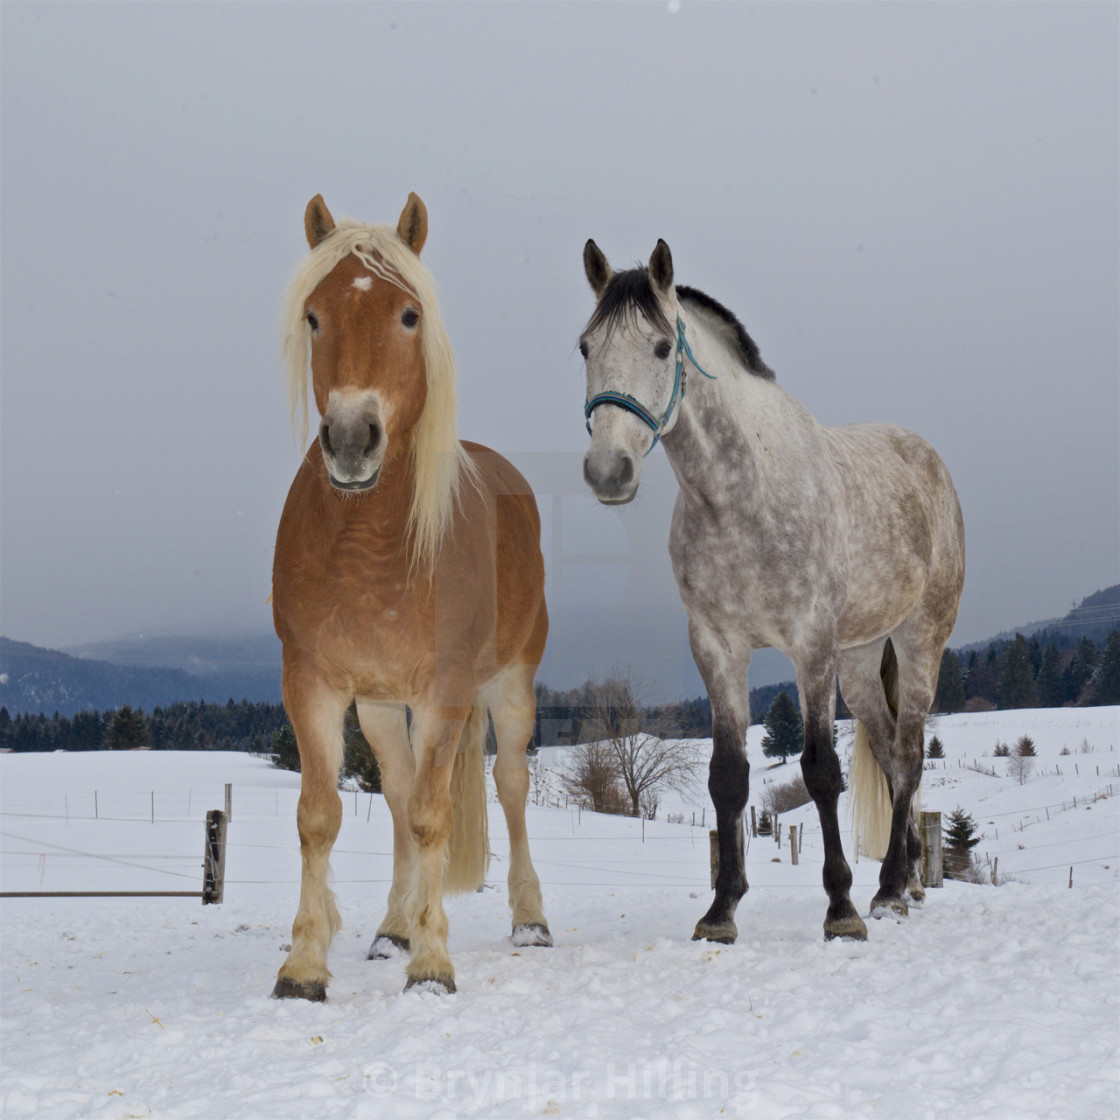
[364,423,381,458]
[618,456,634,488]
[319,421,334,457]
[583,455,601,490]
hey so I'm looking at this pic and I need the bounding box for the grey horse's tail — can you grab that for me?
[849,641,899,861]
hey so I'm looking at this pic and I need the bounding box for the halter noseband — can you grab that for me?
[584,316,716,455]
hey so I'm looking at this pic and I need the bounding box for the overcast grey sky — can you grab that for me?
[2,1,1117,698]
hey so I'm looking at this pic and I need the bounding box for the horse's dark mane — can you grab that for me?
[587,268,773,379]
[676,285,774,379]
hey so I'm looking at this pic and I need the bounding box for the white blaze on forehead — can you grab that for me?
[351,276,373,291]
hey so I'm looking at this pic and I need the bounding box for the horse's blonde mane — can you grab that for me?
[280,220,476,572]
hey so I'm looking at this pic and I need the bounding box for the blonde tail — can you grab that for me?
[850,721,892,860]
[443,702,491,894]
[849,640,899,861]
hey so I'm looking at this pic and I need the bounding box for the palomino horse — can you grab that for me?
[579,239,964,942]
[271,194,551,999]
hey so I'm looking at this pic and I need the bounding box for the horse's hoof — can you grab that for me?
[511,923,553,948]
[404,973,456,995]
[824,911,868,941]
[869,894,909,921]
[272,975,327,1002]
[692,919,738,944]
[367,934,410,960]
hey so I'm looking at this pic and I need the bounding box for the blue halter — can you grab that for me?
[584,316,716,455]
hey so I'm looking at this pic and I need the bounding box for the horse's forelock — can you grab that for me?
[587,267,674,340]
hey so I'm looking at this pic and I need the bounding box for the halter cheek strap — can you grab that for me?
[584,316,716,455]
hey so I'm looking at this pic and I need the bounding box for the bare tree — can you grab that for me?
[761,774,812,814]
[559,739,628,815]
[612,730,704,819]
[581,670,702,818]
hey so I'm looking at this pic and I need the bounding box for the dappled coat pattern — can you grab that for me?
[579,238,965,942]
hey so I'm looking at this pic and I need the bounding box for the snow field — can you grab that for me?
[2,707,1117,1118]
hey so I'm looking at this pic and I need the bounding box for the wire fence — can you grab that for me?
[2,777,1117,896]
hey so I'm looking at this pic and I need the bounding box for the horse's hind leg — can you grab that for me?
[840,640,910,915]
[356,700,414,959]
[905,804,925,904]
[482,662,551,947]
[689,622,750,944]
[869,635,939,918]
[273,662,347,1001]
[799,657,867,941]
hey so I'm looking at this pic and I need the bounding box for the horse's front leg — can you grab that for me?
[273,662,348,1001]
[689,622,750,944]
[799,660,867,941]
[356,700,415,958]
[403,702,468,992]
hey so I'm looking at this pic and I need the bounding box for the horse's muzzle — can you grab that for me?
[320,392,385,492]
[583,446,639,505]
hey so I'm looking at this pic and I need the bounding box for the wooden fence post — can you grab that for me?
[789,825,798,865]
[920,811,943,888]
[203,809,228,905]
[709,829,719,889]
[225,783,233,823]
[750,806,757,837]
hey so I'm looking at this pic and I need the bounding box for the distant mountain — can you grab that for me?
[0,634,282,717]
[65,632,282,688]
[957,585,1120,652]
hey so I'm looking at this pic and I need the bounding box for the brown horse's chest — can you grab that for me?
[273,475,437,696]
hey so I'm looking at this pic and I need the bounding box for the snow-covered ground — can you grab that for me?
[2,707,1117,1119]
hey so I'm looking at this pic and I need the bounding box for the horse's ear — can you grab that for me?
[584,239,613,299]
[397,192,428,255]
[304,195,336,249]
[649,239,674,295]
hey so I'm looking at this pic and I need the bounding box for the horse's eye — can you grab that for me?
[579,340,589,359]
[305,311,320,333]
[655,339,672,360]
[401,307,420,329]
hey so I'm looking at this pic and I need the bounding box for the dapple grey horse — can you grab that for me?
[579,238,965,942]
